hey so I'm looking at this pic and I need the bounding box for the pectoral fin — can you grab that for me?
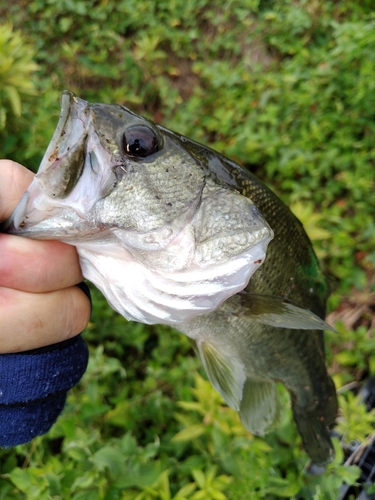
[239,379,281,435]
[237,293,336,332]
[196,340,246,411]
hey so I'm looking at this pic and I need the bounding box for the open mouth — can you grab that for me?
[0,91,91,237]
[38,92,90,193]
[41,90,75,167]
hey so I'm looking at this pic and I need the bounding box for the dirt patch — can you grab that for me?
[327,277,375,334]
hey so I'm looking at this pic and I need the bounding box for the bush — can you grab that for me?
[0,23,38,129]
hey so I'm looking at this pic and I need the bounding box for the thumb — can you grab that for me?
[0,160,34,222]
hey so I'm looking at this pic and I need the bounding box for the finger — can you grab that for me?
[0,234,83,292]
[0,285,91,353]
[0,160,34,221]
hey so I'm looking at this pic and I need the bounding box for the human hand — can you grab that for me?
[0,160,91,353]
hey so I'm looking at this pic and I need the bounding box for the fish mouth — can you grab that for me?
[36,90,90,199]
[42,90,77,169]
[1,91,92,238]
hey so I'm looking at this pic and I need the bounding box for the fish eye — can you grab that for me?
[123,126,159,158]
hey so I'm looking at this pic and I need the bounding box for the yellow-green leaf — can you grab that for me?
[191,470,206,489]
[3,85,21,116]
[171,424,206,443]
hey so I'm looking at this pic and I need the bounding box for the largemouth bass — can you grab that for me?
[1,91,337,465]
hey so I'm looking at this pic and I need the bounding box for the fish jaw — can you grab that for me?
[2,91,123,241]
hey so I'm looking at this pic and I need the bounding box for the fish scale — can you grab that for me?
[1,91,338,466]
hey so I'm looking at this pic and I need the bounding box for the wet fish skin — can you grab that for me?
[170,132,338,464]
[1,91,337,465]
[176,135,338,465]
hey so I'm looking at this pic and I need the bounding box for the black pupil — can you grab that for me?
[124,127,158,157]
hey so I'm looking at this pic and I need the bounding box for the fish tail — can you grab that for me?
[293,409,335,466]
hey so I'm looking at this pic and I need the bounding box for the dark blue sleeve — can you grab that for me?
[0,283,91,448]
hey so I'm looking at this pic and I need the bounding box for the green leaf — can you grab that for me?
[0,107,6,130]
[91,445,126,476]
[210,491,226,500]
[191,470,205,489]
[8,468,48,497]
[3,85,21,116]
[112,463,161,489]
[171,425,206,443]
[174,482,196,498]
[337,464,361,485]
[71,473,97,491]
[45,472,61,497]
[177,402,206,415]
[190,491,208,500]
[266,476,301,497]
[72,491,101,500]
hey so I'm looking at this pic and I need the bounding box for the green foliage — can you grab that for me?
[0,23,38,130]
[337,393,375,443]
[0,0,374,498]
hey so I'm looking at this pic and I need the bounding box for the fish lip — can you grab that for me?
[40,90,75,167]
[0,91,91,236]
[39,90,90,169]
[0,93,75,233]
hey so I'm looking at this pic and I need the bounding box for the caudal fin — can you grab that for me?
[293,411,335,466]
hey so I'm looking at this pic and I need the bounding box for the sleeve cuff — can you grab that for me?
[0,335,89,447]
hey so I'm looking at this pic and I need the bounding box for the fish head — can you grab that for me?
[4,91,274,324]
[9,91,206,243]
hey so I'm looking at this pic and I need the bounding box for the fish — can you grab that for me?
[1,90,338,466]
